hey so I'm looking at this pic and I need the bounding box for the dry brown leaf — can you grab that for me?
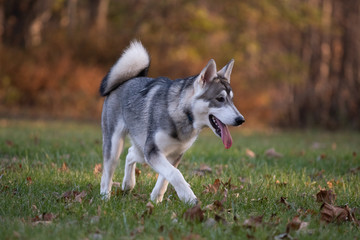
[74,191,87,203]
[222,177,241,191]
[26,176,33,185]
[205,200,223,212]
[317,154,327,160]
[275,180,288,187]
[6,140,14,147]
[93,163,102,175]
[135,167,141,177]
[183,204,205,222]
[279,197,291,210]
[61,190,87,203]
[243,215,263,228]
[349,166,360,174]
[146,202,154,215]
[182,234,204,240]
[265,148,283,158]
[214,214,228,225]
[316,189,336,204]
[320,202,351,223]
[286,216,309,233]
[32,212,56,223]
[245,148,256,158]
[60,162,68,172]
[193,164,213,176]
[203,179,221,194]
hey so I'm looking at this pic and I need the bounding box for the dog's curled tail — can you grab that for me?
[99,40,150,96]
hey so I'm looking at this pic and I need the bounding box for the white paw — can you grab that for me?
[150,192,164,204]
[122,179,135,191]
[176,187,197,205]
[100,191,110,200]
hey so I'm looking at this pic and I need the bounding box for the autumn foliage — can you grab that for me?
[0,0,359,128]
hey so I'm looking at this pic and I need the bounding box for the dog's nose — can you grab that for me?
[234,116,245,126]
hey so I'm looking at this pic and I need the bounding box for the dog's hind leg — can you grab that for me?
[100,122,126,199]
[122,146,143,191]
[150,155,182,203]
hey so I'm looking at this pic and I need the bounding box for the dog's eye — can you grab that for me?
[216,97,225,103]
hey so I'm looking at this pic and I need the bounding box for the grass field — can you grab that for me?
[1,119,359,240]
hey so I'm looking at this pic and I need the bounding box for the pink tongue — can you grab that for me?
[215,118,233,149]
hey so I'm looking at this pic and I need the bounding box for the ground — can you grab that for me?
[0,119,359,239]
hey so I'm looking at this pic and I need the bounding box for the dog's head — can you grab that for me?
[192,59,245,149]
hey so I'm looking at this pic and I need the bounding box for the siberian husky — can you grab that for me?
[99,41,245,204]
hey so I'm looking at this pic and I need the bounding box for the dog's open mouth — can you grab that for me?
[209,115,233,149]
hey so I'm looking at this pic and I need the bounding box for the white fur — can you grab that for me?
[107,41,150,91]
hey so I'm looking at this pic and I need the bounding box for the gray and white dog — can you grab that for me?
[99,41,245,204]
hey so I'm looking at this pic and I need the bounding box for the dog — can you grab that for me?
[99,41,245,204]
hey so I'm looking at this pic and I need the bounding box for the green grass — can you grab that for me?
[1,119,359,239]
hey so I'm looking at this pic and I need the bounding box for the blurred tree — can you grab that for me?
[0,0,359,128]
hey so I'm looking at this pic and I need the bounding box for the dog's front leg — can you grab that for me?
[146,151,197,204]
[150,155,182,203]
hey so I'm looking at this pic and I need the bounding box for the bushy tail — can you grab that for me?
[99,40,150,96]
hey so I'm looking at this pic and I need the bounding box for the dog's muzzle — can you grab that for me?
[234,116,245,126]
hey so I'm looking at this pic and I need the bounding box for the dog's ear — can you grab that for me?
[197,59,217,87]
[217,59,234,83]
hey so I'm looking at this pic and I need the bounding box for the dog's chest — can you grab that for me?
[154,131,198,158]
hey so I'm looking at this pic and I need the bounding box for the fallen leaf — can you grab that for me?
[205,200,223,212]
[265,148,283,158]
[222,177,241,191]
[60,162,68,172]
[331,143,337,150]
[74,191,87,203]
[320,202,351,223]
[26,176,33,185]
[243,215,263,228]
[327,181,333,189]
[316,189,336,204]
[5,140,14,147]
[275,180,287,187]
[214,214,227,225]
[203,179,221,194]
[146,202,154,215]
[135,167,141,177]
[194,164,212,177]
[349,166,360,174]
[182,234,204,240]
[32,212,56,224]
[279,197,291,210]
[93,163,102,175]
[317,154,327,161]
[286,216,309,233]
[61,190,87,203]
[43,213,56,221]
[183,204,205,222]
[245,148,256,158]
